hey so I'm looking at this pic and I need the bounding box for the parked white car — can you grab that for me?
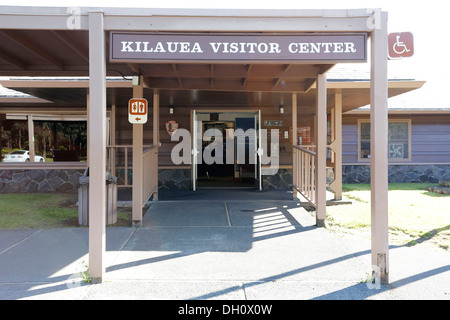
[2,150,45,162]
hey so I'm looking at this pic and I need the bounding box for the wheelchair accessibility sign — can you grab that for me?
[128,98,148,124]
[388,32,414,59]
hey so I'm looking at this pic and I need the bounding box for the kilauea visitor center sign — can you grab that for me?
[110,32,367,63]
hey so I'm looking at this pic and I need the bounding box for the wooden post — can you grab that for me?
[315,73,327,227]
[27,115,35,162]
[88,11,107,282]
[110,103,116,176]
[370,12,389,284]
[328,89,343,200]
[153,89,159,201]
[334,89,343,200]
[0,114,4,162]
[86,91,89,166]
[292,92,298,200]
[132,76,144,224]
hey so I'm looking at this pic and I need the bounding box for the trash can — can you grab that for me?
[78,167,118,226]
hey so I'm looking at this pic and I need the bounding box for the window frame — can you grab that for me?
[357,119,412,163]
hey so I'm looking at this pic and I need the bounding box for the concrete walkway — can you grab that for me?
[0,197,449,300]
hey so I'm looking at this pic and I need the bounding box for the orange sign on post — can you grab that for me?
[388,32,414,59]
[128,98,148,124]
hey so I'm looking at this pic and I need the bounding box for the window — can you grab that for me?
[358,119,411,162]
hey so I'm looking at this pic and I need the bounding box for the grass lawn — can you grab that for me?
[326,183,450,251]
[0,193,131,229]
[0,184,448,252]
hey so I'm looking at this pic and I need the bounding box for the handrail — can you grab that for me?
[143,145,157,155]
[106,144,158,206]
[0,162,87,170]
[142,145,158,206]
[106,144,153,188]
[293,145,316,156]
[106,144,153,149]
[293,145,316,207]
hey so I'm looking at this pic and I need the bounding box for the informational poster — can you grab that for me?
[297,127,311,144]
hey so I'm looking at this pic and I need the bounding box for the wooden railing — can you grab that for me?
[142,145,158,205]
[107,144,158,205]
[107,144,131,187]
[293,145,317,207]
[106,144,152,188]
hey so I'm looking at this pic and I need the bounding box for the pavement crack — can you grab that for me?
[0,229,43,256]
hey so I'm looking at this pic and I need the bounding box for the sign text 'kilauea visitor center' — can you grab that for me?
[110,33,367,62]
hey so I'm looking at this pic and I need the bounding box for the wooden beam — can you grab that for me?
[147,77,306,93]
[315,73,327,227]
[127,63,140,74]
[126,64,153,88]
[210,64,215,87]
[273,78,282,88]
[132,76,144,224]
[140,64,321,79]
[304,78,317,93]
[328,89,343,200]
[27,115,35,162]
[152,90,159,201]
[0,51,27,70]
[283,64,293,72]
[51,30,89,62]
[292,92,298,200]
[0,30,64,70]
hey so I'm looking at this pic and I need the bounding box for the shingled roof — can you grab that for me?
[329,63,449,111]
[1,63,441,111]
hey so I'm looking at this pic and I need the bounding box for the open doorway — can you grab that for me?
[193,111,262,189]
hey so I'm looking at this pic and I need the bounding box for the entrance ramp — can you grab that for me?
[106,191,373,298]
[140,197,317,258]
[157,188,294,201]
[142,199,315,229]
[107,196,370,293]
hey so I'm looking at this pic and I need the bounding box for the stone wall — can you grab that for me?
[157,168,295,190]
[0,169,85,193]
[158,169,191,190]
[263,169,292,190]
[343,164,450,184]
[3,164,449,194]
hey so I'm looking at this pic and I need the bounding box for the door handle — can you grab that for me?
[256,148,263,156]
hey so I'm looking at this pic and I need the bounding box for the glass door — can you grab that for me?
[255,110,262,191]
[192,110,198,191]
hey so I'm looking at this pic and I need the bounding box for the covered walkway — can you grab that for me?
[0,6,393,284]
[1,199,449,300]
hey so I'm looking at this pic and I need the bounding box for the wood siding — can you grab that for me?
[342,114,450,164]
[115,103,310,167]
[115,103,450,167]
